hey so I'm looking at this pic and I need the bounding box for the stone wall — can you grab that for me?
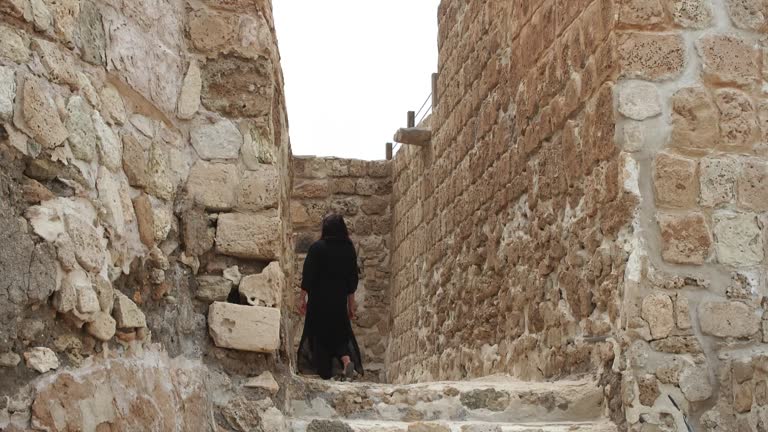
[388,0,768,430]
[290,156,392,381]
[0,0,293,429]
[616,1,768,430]
[388,0,627,387]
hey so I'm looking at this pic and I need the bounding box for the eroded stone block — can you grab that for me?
[653,152,698,208]
[658,212,712,264]
[207,302,280,352]
[237,165,279,210]
[619,32,686,81]
[715,88,758,150]
[186,160,239,211]
[697,33,760,88]
[699,300,759,338]
[201,56,274,118]
[680,364,713,402]
[726,0,768,31]
[191,119,242,160]
[669,86,718,152]
[113,292,147,329]
[618,81,661,120]
[24,347,58,373]
[215,212,280,259]
[619,0,665,26]
[0,66,14,123]
[22,76,68,149]
[700,156,738,207]
[669,0,714,28]
[195,276,233,303]
[641,293,674,340]
[239,261,283,308]
[178,60,201,120]
[738,158,768,211]
[713,212,763,266]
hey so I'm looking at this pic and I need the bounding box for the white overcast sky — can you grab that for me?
[273,0,441,161]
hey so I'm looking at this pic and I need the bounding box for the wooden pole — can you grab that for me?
[431,73,439,109]
[407,111,415,128]
[386,142,393,160]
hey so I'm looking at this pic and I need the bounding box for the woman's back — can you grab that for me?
[303,238,358,296]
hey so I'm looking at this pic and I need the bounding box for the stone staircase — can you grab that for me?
[288,377,618,432]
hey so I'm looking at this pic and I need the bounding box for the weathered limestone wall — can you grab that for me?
[290,156,392,381]
[616,1,768,430]
[388,0,627,386]
[0,0,293,429]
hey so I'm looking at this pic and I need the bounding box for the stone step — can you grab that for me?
[289,377,607,424]
[290,419,618,432]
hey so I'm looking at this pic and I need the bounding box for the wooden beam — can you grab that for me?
[386,142,393,160]
[431,73,439,109]
[393,127,431,146]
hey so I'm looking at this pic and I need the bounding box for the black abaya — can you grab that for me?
[297,238,364,379]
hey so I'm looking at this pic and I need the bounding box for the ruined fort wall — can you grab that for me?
[388,0,627,385]
[290,156,392,381]
[0,0,293,429]
[616,1,768,430]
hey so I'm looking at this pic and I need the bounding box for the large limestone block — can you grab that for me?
[195,275,233,303]
[700,156,738,207]
[133,193,172,247]
[191,119,242,160]
[47,0,80,44]
[77,0,106,66]
[113,292,146,329]
[86,312,117,341]
[93,111,122,172]
[32,38,79,88]
[619,32,686,81]
[697,33,760,88]
[641,293,674,340]
[65,96,98,162]
[21,77,69,149]
[178,60,201,120]
[669,86,718,152]
[738,158,768,211]
[618,0,665,27]
[30,0,52,32]
[237,165,279,210]
[239,261,283,307]
[713,212,764,266]
[726,0,768,32]
[207,302,280,352]
[24,347,59,373]
[122,133,149,187]
[201,56,274,118]
[618,81,661,120]
[716,88,758,150]
[99,85,126,125]
[63,213,105,273]
[680,364,713,402]
[653,152,698,208]
[670,0,713,28]
[182,206,214,256]
[0,24,30,63]
[0,66,15,122]
[215,212,280,260]
[186,160,239,210]
[658,212,712,265]
[699,300,759,338]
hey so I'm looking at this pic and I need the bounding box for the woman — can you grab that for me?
[297,214,364,380]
